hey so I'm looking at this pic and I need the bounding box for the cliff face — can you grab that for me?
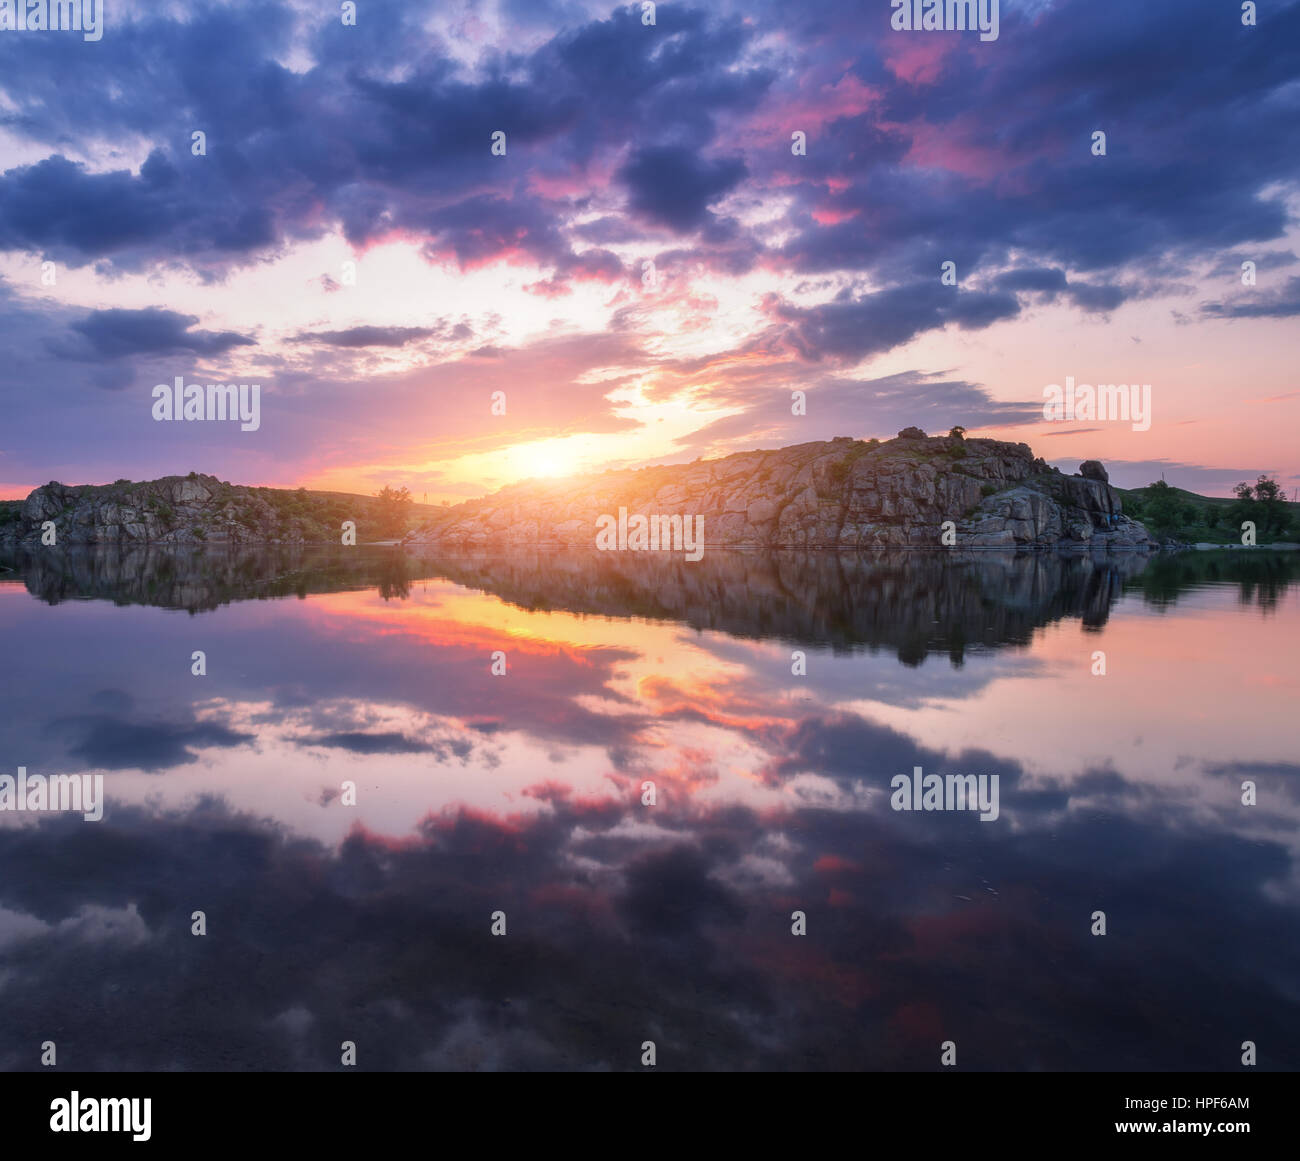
[1,432,1154,550]
[0,475,407,546]
[405,431,1155,551]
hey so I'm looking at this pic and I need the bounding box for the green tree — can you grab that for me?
[1143,480,1183,535]
[1229,480,1262,538]
[374,485,413,538]
[1251,475,1288,536]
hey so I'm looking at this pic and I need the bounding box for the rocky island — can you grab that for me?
[404,429,1154,551]
[0,474,419,547]
[1,430,1154,550]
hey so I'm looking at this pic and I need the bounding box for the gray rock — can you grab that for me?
[403,434,1157,552]
[1,474,397,546]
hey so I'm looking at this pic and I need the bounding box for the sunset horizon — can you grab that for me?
[2,1,1298,505]
[2,0,1297,1127]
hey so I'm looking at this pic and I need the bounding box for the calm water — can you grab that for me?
[1,546,1297,1070]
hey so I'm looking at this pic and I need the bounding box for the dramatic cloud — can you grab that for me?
[0,0,1295,493]
[1201,275,1300,320]
[672,370,1041,456]
[762,284,1022,363]
[617,145,748,233]
[48,308,255,363]
[296,326,441,348]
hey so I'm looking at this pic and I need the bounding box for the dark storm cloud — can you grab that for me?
[0,0,1292,391]
[0,152,277,270]
[300,731,474,760]
[1065,281,1128,312]
[1204,249,1297,278]
[294,326,440,349]
[769,0,1300,291]
[993,267,1070,295]
[1204,761,1300,805]
[762,283,1021,363]
[1201,275,1300,320]
[0,2,773,282]
[47,307,255,363]
[540,6,774,151]
[419,193,571,268]
[992,267,1126,313]
[302,731,430,755]
[616,145,748,233]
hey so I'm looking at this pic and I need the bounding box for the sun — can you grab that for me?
[509,439,573,481]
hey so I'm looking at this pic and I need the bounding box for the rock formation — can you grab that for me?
[0,475,400,546]
[1,433,1155,550]
[404,431,1155,551]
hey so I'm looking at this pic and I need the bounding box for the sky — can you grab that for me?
[0,0,1297,503]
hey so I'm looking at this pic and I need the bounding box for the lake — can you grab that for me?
[1,546,1296,1070]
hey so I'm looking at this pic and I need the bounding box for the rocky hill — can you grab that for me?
[0,432,1155,551]
[404,429,1154,551]
[0,474,428,546]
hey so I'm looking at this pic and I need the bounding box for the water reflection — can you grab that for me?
[0,546,1296,1070]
